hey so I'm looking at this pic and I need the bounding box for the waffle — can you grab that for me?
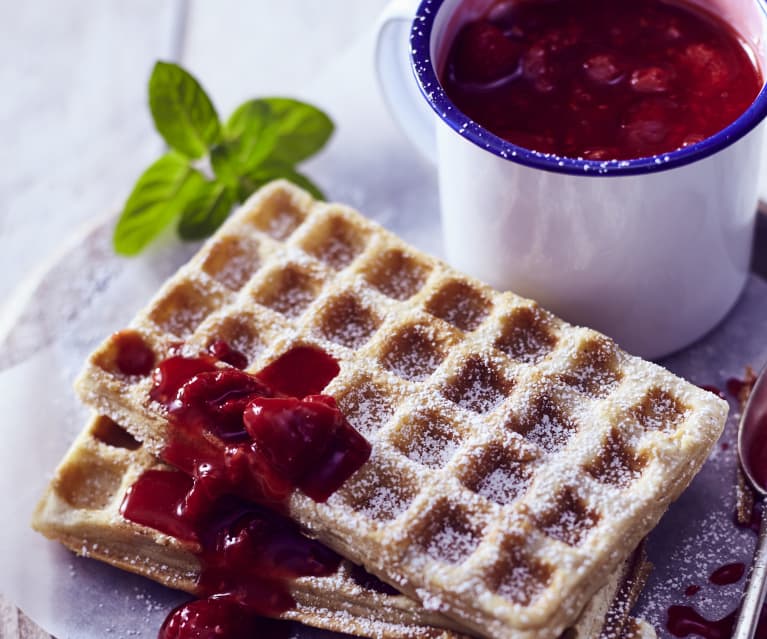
[74,180,727,638]
[33,414,655,639]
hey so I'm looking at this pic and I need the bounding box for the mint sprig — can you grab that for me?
[114,61,333,256]
[149,62,221,159]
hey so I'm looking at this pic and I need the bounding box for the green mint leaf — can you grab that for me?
[224,99,279,170]
[113,152,206,256]
[257,98,333,164]
[210,143,241,189]
[177,180,236,240]
[239,162,325,202]
[149,61,221,159]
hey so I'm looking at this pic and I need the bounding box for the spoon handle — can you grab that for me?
[733,500,767,639]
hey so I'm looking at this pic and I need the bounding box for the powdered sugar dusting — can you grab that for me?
[475,465,530,506]
[200,236,260,291]
[317,293,380,349]
[335,378,396,436]
[381,323,446,381]
[364,248,431,301]
[425,279,491,332]
[392,409,461,469]
[416,501,483,564]
[495,306,557,363]
[442,355,512,413]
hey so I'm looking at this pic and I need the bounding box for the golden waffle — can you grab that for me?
[33,414,655,639]
[74,180,726,639]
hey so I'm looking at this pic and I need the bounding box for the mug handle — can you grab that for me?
[375,0,437,162]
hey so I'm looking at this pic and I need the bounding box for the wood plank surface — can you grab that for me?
[0,0,184,302]
[182,0,389,113]
[0,595,50,639]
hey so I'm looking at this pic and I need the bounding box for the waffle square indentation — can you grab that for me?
[56,453,124,511]
[245,187,307,240]
[534,487,600,547]
[425,280,491,332]
[148,281,221,338]
[487,536,553,605]
[494,306,557,364]
[379,322,450,381]
[441,355,514,414]
[559,336,622,398]
[507,392,578,454]
[390,409,463,469]
[299,211,369,270]
[200,235,262,290]
[585,428,647,487]
[334,376,399,436]
[630,387,688,432]
[459,442,537,507]
[363,248,431,301]
[251,264,323,318]
[341,459,418,522]
[92,416,141,451]
[412,499,485,564]
[315,293,381,349]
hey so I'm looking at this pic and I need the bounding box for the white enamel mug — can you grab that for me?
[376,0,767,359]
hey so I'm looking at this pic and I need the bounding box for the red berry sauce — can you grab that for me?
[114,329,155,376]
[206,340,248,370]
[726,376,750,399]
[667,606,737,639]
[700,385,726,400]
[159,599,291,639]
[121,344,372,639]
[441,0,762,160]
[666,517,765,637]
[709,562,745,586]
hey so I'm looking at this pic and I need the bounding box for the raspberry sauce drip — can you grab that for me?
[121,470,198,542]
[121,344,371,639]
[667,606,737,639]
[709,563,745,586]
[726,376,750,399]
[206,340,248,370]
[256,346,342,399]
[159,600,291,639]
[667,606,767,639]
[113,329,155,376]
[149,345,367,509]
[700,385,726,400]
[122,467,342,629]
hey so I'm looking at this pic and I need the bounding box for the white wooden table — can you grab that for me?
[0,2,387,635]
[0,0,389,312]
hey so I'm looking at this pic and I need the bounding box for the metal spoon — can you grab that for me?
[734,366,767,639]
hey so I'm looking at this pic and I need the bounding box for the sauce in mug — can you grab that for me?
[441,0,763,160]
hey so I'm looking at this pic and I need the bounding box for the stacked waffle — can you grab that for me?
[34,181,727,638]
[34,414,652,638]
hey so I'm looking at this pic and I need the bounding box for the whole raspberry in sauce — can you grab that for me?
[121,345,372,639]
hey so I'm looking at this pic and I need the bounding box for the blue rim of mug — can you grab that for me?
[410,0,767,177]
